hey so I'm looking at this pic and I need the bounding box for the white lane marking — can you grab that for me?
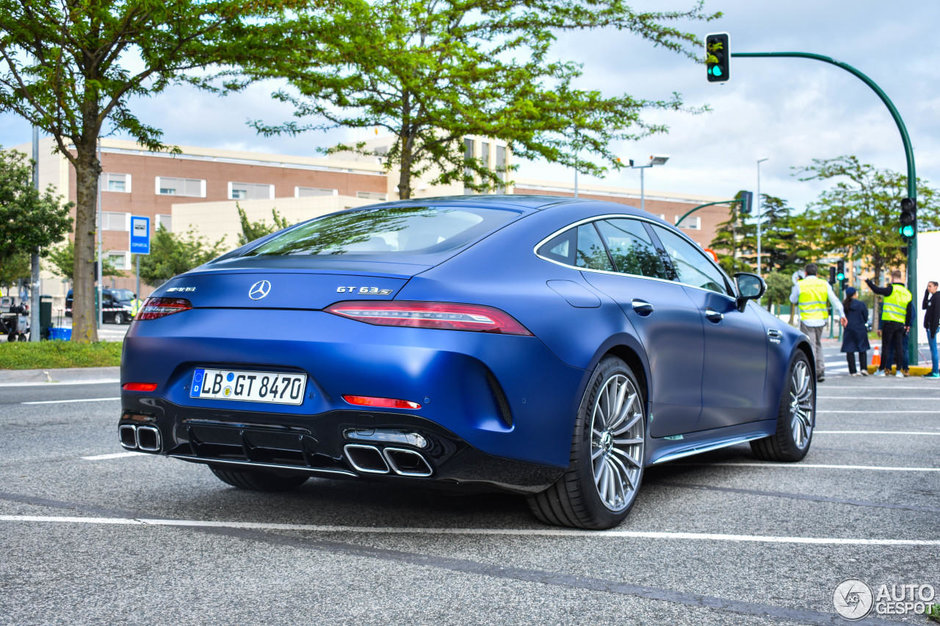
[81,452,140,461]
[21,397,120,405]
[690,462,939,472]
[815,430,940,436]
[0,514,936,546]
[819,396,940,400]
[817,410,940,414]
[821,385,940,390]
[0,378,119,388]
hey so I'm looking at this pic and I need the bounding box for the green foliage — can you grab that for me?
[135,225,226,286]
[0,146,72,262]
[46,240,123,281]
[762,271,792,310]
[249,1,719,198]
[0,341,122,369]
[794,155,939,283]
[0,0,299,341]
[0,251,29,286]
[237,204,292,246]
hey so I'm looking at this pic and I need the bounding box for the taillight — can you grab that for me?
[136,297,192,321]
[123,382,158,392]
[325,301,532,335]
[343,395,421,410]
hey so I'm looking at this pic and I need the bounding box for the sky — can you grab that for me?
[1,0,937,212]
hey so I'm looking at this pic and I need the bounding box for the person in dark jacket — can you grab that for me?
[840,287,871,376]
[923,281,940,378]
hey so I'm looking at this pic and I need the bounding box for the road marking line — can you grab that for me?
[819,396,940,400]
[821,385,940,390]
[817,410,940,414]
[815,430,940,436]
[0,514,936,546]
[0,378,119,388]
[80,452,140,461]
[21,397,120,405]
[691,462,939,472]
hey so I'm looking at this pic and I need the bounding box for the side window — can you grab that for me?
[595,219,669,279]
[651,225,732,295]
[575,224,614,271]
[537,229,576,265]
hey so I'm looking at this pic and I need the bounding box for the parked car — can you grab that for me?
[66,288,135,324]
[119,196,815,529]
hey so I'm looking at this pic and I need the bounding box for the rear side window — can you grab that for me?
[595,219,668,279]
[536,223,614,271]
[244,206,516,257]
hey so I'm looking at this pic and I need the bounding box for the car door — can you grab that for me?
[648,224,768,430]
[573,218,705,437]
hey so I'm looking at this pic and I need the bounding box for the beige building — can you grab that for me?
[19,136,731,310]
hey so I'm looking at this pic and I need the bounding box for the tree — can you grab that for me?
[237,204,292,246]
[795,155,940,284]
[46,241,123,282]
[0,146,72,273]
[135,225,226,286]
[0,0,300,342]
[250,1,718,199]
[0,251,29,287]
[762,271,792,313]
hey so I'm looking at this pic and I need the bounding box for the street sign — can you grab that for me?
[130,216,150,255]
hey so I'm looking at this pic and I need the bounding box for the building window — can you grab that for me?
[155,176,205,197]
[156,214,172,232]
[102,173,131,193]
[229,181,274,200]
[105,251,129,270]
[102,211,129,231]
[356,191,387,201]
[463,138,475,195]
[481,141,490,169]
[495,145,507,192]
[676,216,701,230]
[295,186,337,198]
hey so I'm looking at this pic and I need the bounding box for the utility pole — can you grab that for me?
[29,127,40,342]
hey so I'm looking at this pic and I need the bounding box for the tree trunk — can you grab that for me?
[397,92,413,200]
[71,143,101,343]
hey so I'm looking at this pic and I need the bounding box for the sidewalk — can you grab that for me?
[0,366,119,386]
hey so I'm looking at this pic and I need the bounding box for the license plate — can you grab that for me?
[190,368,307,405]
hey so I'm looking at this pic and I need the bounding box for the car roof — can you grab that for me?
[367,194,654,220]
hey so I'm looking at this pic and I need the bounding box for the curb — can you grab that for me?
[0,366,120,386]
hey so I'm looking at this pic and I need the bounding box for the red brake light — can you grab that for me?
[123,382,158,392]
[136,297,192,321]
[343,395,421,410]
[325,301,532,335]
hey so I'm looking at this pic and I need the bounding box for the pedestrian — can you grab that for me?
[923,281,940,378]
[790,263,846,382]
[840,287,870,376]
[866,270,913,377]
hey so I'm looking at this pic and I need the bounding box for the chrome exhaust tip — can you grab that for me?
[383,447,433,477]
[119,424,138,450]
[344,444,390,474]
[135,425,162,453]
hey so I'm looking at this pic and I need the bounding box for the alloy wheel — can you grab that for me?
[589,373,645,512]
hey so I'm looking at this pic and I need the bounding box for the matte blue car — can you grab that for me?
[119,195,816,529]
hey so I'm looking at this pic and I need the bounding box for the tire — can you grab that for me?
[7,332,15,343]
[751,350,815,462]
[210,466,309,492]
[527,356,646,529]
[17,333,27,342]
[113,312,125,325]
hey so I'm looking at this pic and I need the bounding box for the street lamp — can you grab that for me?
[755,157,769,277]
[629,155,670,213]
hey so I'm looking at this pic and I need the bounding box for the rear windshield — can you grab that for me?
[243,205,517,257]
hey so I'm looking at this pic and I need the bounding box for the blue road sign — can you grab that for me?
[130,216,150,255]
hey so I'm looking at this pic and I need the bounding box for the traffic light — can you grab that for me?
[899,197,916,239]
[828,266,836,285]
[836,260,845,282]
[705,33,730,83]
[739,191,754,215]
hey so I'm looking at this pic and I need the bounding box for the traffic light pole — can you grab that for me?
[732,51,918,364]
[675,199,736,227]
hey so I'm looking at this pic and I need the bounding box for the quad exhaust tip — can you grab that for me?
[344,444,391,474]
[383,447,433,477]
[119,424,162,453]
[343,444,433,477]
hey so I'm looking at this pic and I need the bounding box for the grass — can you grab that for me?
[0,341,122,369]
[928,604,940,624]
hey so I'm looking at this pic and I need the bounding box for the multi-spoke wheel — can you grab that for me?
[528,356,646,529]
[751,350,816,462]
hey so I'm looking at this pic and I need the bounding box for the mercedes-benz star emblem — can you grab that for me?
[248,280,272,301]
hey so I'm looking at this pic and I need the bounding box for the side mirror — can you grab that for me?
[734,272,765,311]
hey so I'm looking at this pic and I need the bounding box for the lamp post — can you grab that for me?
[755,157,769,277]
[629,155,669,213]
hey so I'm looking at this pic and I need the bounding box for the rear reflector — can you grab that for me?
[343,395,422,410]
[136,297,192,321]
[326,301,532,335]
[123,383,158,392]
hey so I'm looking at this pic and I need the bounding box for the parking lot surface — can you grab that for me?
[0,351,937,624]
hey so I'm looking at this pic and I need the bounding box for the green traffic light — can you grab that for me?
[900,224,915,238]
[710,67,723,76]
[836,272,845,281]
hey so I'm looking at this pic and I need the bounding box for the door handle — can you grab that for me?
[631,299,654,316]
[705,308,724,323]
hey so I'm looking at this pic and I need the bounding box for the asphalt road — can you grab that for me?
[0,352,937,625]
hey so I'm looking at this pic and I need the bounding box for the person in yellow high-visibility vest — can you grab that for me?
[866,270,913,376]
[790,263,846,382]
[130,294,144,318]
